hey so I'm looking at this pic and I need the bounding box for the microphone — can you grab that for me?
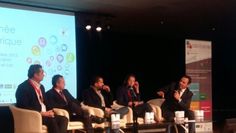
[129,86,137,98]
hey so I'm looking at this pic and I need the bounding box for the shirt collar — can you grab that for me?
[54,88,62,93]
[91,85,101,93]
[30,79,41,89]
[180,88,187,93]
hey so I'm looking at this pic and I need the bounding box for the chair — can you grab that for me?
[80,102,106,128]
[147,98,165,122]
[111,100,133,125]
[53,108,85,133]
[112,100,146,124]
[9,105,48,133]
[81,101,133,128]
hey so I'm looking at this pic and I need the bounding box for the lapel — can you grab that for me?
[53,88,67,103]
[92,87,102,105]
[180,88,189,99]
[27,80,41,103]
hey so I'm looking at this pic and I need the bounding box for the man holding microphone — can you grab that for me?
[157,75,195,133]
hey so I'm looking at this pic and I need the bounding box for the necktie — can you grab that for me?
[59,91,67,103]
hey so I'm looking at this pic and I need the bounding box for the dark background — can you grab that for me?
[0,5,236,133]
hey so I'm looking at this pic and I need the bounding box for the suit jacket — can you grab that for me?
[15,80,50,112]
[46,88,80,110]
[161,82,193,111]
[82,86,113,111]
[116,85,141,106]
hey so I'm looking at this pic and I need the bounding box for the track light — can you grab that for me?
[96,26,102,32]
[85,25,91,30]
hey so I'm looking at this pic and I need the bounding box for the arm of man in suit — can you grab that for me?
[82,89,105,111]
[177,91,193,111]
[45,91,63,110]
[15,84,35,110]
[157,82,175,98]
[102,90,113,108]
[64,89,80,105]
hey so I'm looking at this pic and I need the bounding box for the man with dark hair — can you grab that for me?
[15,64,68,133]
[46,74,104,133]
[157,75,195,133]
[83,76,129,119]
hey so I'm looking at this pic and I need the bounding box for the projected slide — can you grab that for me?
[0,4,77,104]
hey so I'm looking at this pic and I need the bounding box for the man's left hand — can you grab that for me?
[174,91,180,101]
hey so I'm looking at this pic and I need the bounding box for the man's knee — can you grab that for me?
[186,110,194,120]
[56,115,68,124]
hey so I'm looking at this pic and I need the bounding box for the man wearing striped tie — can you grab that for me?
[46,74,105,133]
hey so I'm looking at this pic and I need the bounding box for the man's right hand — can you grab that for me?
[102,85,110,92]
[41,110,55,117]
[157,91,165,98]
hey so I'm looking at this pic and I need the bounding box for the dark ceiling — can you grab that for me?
[0,0,236,33]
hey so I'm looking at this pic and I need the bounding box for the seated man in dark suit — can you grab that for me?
[157,75,195,133]
[46,74,105,133]
[116,74,158,122]
[83,76,129,119]
[15,64,68,133]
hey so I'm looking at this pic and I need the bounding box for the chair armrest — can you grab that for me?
[9,105,43,132]
[81,102,104,118]
[149,104,164,121]
[122,107,133,123]
[111,100,124,110]
[147,98,165,107]
[53,108,70,120]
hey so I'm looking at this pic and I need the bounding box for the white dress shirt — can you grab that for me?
[30,79,46,112]
[178,88,186,103]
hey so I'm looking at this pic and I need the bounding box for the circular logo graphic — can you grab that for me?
[46,60,51,67]
[66,53,75,63]
[26,57,32,64]
[50,56,54,61]
[49,35,58,44]
[61,44,68,52]
[57,65,62,71]
[32,46,41,56]
[64,69,69,75]
[57,54,64,63]
[38,37,47,48]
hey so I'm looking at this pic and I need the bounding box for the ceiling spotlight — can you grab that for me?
[85,25,91,30]
[96,26,102,32]
[106,25,111,30]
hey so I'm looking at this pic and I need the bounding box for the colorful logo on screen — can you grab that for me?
[38,37,47,48]
[32,45,41,56]
[66,53,75,63]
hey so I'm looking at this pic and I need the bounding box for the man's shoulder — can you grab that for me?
[46,88,55,94]
[186,88,193,95]
[63,89,72,95]
[17,80,30,89]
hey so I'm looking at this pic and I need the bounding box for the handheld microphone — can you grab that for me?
[129,86,137,98]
